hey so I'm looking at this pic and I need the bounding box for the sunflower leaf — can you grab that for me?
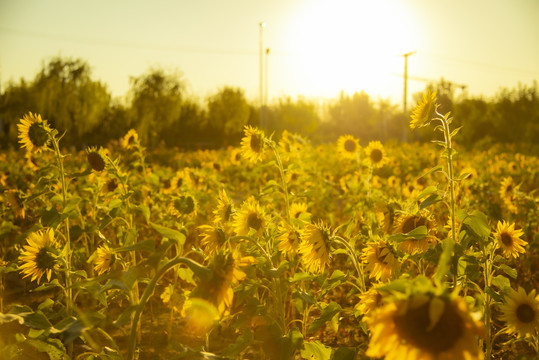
[150,222,186,245]
[307,302,342,335]
[491,274,511,291]
[301,340,333,360]
[499,264,518,279]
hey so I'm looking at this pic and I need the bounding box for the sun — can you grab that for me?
[286,0,420,98]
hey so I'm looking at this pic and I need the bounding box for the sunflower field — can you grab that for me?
[1,92,538,360]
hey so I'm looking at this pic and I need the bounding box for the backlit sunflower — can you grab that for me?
[121,129,139,149]
[298,221,332,274]
[198,224,228,256]
[499,287,539,337]
[355,287,384,320]
[213,189,233,224]
[193,251,256,314]
[393,210,437,255]
[365,141,386,168]
[86,146,106,172]
[17,112,51,153]
[232,196,266,236]
[168,169,193,193]
[366,293,484,360]
[240,126,266,163]
[277,224,301,259]
[410,88,437,129]
[361,238,399,282]
[170,193,198,218]
[493,220,526,258]
[336,135,360,160]
[19,228,59,283]
[93,244,116,275]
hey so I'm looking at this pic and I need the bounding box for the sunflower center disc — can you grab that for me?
[247,213,262,231]
[344,140,356,152]
[516,303,536,323]
[394,298,464,354]
[501,232,513,247]
[35,247,56,271]
[250,135,262,153]
[28,122,49,147]
[370,149,382,162]
[87,152,105,171]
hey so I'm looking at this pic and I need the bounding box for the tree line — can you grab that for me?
[1,56,537,150]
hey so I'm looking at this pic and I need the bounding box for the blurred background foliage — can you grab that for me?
[1,56,538,152]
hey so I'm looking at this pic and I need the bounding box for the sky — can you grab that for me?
[1,0,538,108]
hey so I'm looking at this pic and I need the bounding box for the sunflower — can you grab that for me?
[499,177,518,213]
[355,287,384,319]
[86,146,106,172]
[17,113,51,153]
[298,221,332,274]
[365,141,386,168]
[366,293,484,360]
[336,135,360,160]
[5,189,25,219]
[121,129,139,149]
[289,202,311,222]
[232,196,266,236]
[213,189,233,224]
[493,220,526,258]
[393,210,437,255]
[199,224,227,256]
[361,238,399,282]
[170,193,198,218]
[240,126,266,163]
[499,287,539,337]
[277,224,301,259]
[93,244,116,275]
[19,228,59,283]
[169,169,193,193]
[103,177,119,194]
[193,251,256,314]
[410,88,437,129]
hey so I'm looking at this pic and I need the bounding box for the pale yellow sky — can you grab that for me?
[1,0,538,106]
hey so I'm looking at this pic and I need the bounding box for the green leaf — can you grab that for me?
[301,341,333,360]
[331,347,357,360]
[26,338,68,360]
[150,222,186,245]
[499,264,517,279]
[434,238,455,285]
[463,211,490,240]
[41,208,63,228]
[131,204,150,223]
[491,274,511,291]
[457,255,480,281]
[389,225,428,243]
[418,166,443,179]
[450,126,463,137]
[420,193,443,210]
[115,239,155,253]
[307,302,342,335]
[223,330,254,357]
[290,272,315,283]
[415,185,438,201]
[51,317,86,344]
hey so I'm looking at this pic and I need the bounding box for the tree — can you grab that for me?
[206,87,250,146]
[32,57,111,147]
[128,68,185,147]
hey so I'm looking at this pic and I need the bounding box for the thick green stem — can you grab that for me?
[126,256,196,360]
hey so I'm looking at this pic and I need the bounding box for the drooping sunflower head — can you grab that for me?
[19,228,59,283]
[494,220,526,258]
[93,244,116,275]
[199,224,228,256]
[337,134,360,160]
[499,177,518,213]
[232,196,266,236]
[393,210,437,255]
[366,292,484,360]
[410,88,437,129]
[17,113,51,153]
[170,193,198,218]
[121,129,139,149]
[355,287,385,320]
[299,221,332,274]
[361,238,399,282]
[86,146,107,172]
[213,189,233,224]
[500,287,539,337]
[240,126,266,163]
[364,141,386,168]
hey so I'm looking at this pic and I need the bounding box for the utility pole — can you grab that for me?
[402,51,416,114]
[265,48,270,107]
[402,51,416,142]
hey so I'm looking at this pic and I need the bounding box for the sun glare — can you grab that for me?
[287,0,419,98]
